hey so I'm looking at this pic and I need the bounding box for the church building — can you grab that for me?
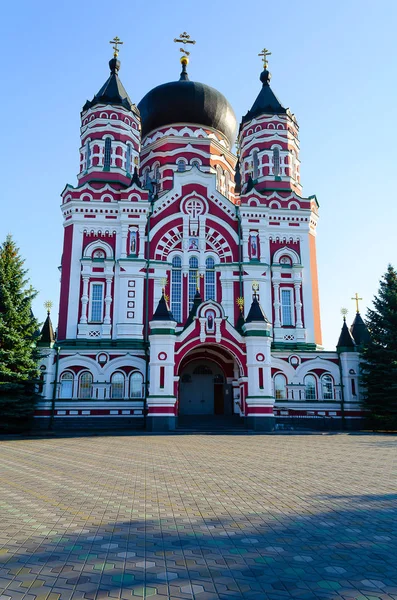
[37,37,367,430]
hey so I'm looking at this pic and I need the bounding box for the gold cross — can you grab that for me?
[160,277,168,293]
[258,47,272,69]
[109,36,123,58]
[252,281,259,297]
[44,300,53,314]
[174,31,196,57]
[236,297,244,312]
[195,270,203,290]
[351,293,363,313]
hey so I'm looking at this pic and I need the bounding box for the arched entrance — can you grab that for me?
[179,358,232,416]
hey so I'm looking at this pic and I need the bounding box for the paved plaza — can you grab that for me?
[0,433,396,600]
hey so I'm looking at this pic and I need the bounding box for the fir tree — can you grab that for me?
[0,235,40,430]
[361,264,397,429]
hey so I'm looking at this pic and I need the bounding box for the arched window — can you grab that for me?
[189,256,199,310]
[79,372,93,399]
[111,372,124,399]
[304,374,317,400]
[279,255,292,266]
[171,256,182,323]
[274,373,287,400]
[191,159,200,168]
[205,257,215,301]
[104,138,112,170]
[253,151,259,179]
[85,141,91,171]
[125,144,132,174]
[321,374,334,400]
[273,148,280,176]
[177,159,186,172]
[130,372,144,398]
[60,372,73,398]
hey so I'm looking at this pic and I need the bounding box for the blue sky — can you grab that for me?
[1,0,396,349]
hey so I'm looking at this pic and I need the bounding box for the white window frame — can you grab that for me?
[171,255,183,323]
[89,282,105,323]
[274,373,287,400]
[280,288,294,326]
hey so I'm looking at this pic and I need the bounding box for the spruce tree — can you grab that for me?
[361,264,397,429]
[0,235,40,430]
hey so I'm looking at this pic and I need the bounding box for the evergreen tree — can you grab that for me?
[0,235,40,430]
[361,264,397,429]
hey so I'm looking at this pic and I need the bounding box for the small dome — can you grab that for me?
[138,74,237,146]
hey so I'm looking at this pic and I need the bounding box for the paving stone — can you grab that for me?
[0,434,397,599]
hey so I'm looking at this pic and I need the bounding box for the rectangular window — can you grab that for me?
[171,269,182,322]
[90,283,104,322]
[258,368,264,390]
[281,289,293,326]
[205,270,215,301]
[160,366,165,389]
[188,269,197,311]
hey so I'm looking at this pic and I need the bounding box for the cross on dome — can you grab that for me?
[109,36,123,58]
[351,293,363,313]
[258,47,272,69]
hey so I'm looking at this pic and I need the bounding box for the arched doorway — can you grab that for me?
[179,358,232,416]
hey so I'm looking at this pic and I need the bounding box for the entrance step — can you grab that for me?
[177,415,250,432]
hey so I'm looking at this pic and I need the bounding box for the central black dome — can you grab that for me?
[138,76,237,146]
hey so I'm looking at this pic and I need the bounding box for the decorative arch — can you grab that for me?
[272,246,300,265]
[83,239,114,260]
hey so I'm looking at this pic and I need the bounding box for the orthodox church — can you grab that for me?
[37,37,367,430]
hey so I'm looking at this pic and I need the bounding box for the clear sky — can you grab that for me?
[1,0,396,349]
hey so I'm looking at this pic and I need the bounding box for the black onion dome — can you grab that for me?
[137,69,237,145]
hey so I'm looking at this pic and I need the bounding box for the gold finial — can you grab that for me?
[258,47,272,69]
[160,277,168,294]
[44,300,53,315]
[341,307,348,321]
[174,31,196,64]
[252,281,259,297]
[109,36,123,58]
[351,293,363,313]
[236,297,244,312]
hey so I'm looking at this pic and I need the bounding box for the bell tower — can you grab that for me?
[238,49,302,196]
[78,37,141,187]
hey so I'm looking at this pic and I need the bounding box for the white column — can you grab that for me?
[121,226,128,258]
[138,224,146,259]
[273,282,281,328]
[80,277,89,324]
[242,233,249,262]
[104,277,113,325]
[294,282,303,328]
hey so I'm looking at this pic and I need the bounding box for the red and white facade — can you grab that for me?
[37,55,363,430]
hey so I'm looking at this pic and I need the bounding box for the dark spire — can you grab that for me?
[38,311,56,347]
[131,166,141,187]
[337,317,356,351]
[152,293,174,321]
[83,57,138,113]
[244,175,255,194]
[235,310,245,334]
[350,312,371,346]
[184,289,202,329]
[241,67,287,125]
[234,158,241,195]
[245,295,269,323]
